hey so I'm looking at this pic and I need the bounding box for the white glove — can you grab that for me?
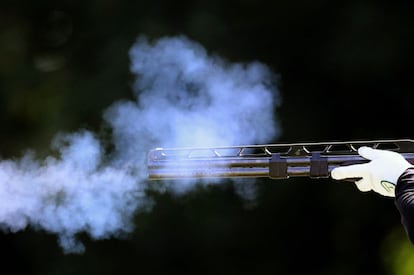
[331,146,413,197]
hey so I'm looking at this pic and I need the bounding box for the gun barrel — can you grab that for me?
[147,139,414,180]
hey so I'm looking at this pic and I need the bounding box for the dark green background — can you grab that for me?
[1,0,414,274]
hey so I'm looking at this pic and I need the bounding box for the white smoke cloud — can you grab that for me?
[0,35,280,253]
[117,36,278,149]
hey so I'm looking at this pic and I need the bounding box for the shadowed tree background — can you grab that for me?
[1,0,414,274]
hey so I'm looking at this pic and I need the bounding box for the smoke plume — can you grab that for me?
[0,36,280,253]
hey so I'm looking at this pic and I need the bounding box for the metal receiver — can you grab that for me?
[147,139,414,180]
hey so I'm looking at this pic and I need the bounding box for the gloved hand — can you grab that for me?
[331,146,413,197]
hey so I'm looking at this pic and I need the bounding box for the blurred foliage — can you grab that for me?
[1,0,414,274]
[382,226,414,274]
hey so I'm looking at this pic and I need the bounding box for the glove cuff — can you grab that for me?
[393,164,414,186]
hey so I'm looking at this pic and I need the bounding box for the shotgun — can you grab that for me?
[147,139,414,180]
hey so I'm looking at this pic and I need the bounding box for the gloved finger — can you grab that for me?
[331,163,371,180]
[358,146,394,160]
[354,178,371,192]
